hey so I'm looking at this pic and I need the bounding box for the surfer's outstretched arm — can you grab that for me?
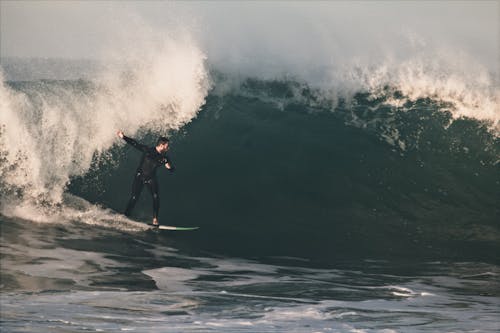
[117,130,148,152]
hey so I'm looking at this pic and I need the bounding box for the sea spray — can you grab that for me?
[0,32,210,212]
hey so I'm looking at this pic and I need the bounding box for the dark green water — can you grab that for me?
[68,80,500,263]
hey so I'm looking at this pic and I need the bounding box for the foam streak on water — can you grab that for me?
[1,218,498,333]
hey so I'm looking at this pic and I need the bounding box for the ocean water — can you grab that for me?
[1,47,499,333]
[1,214,499,333]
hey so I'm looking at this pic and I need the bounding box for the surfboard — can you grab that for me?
[148,224,199,231]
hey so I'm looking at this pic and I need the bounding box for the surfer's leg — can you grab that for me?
[146,178,160,223]
[124,172,144,217]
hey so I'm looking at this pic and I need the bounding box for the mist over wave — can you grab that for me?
[189,1,499,129]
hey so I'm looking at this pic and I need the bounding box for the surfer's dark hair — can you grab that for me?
[156,136,170,146]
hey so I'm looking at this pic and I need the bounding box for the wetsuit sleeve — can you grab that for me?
[163,155,175,172]
[122,136,148,152]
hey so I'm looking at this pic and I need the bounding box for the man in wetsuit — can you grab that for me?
[117,130,174,226]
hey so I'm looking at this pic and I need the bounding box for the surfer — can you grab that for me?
[117,130,174,226]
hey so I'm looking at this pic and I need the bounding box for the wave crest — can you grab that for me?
[0,31,209,207]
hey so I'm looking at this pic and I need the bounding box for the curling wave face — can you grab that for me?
[0,44,498,260]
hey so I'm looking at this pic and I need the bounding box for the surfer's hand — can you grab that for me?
[117,130,124,139]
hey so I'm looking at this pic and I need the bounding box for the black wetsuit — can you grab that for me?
[122,136,172,220]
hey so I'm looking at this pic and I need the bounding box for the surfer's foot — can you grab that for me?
[152,218,159,226]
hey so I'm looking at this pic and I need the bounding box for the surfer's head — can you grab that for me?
[156,136,170,153]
